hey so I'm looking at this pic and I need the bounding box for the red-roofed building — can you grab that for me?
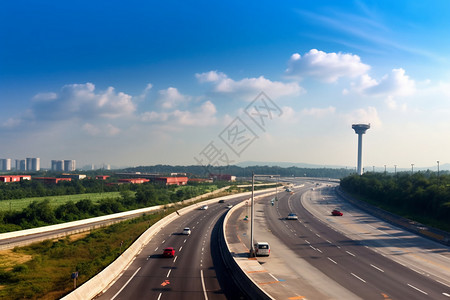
[154,177,188,186]
[118,178,150,184]
[96,175,110,180]
[0,175,31,182]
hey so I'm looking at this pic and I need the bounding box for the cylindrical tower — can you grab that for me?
[352,124,370,175]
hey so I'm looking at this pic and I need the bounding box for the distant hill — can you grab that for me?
[236,161,348,169]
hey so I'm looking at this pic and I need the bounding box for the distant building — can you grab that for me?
[0,175,31,182]
[154,177,188,186]
[33,177,72,184]
[61,173,86,180]
[15,159,26,171]
[64,160,76,172]
[51,159,76,172]
[0,158,11,171]
[188,178,213,183]
[118,178,150,184]
[96,175,110,180]
[210,174,236,181]
[26,158,40,171]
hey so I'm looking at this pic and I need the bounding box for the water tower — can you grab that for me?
[352,124,370,175]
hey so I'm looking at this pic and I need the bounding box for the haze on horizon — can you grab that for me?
[1,1,450,170]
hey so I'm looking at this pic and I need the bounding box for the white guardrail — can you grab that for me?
[60,186,278,300]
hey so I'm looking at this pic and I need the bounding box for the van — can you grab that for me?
[255,242,270,256]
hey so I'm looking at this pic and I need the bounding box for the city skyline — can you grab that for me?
[2,1,450,169]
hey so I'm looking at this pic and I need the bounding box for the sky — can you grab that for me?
[1,0,450,170]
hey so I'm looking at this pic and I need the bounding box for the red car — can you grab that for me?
[331,209,343,216]
[163,247,175,257]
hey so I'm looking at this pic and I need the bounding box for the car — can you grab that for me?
[287,213,298,220]
[218,200,225,203]
[285,188,292,192]
[163,247,175,257]
[331,209,343,216]
[254,242,270,256]
[226,204,233,209]
[182,227,191,235]
[200,205,208,210]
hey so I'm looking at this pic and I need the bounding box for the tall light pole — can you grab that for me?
[250,173,279,257]
[373,166,375,172]
[411,163,414,174]
[437,161,440,185]
[394,165,397,175]
[384,165,387,174]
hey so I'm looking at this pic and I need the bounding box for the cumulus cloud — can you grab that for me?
[363,68,415,97]
[141,100,217,127]
[300,106,336,118]
[344,106,381,128]
[31,83,136,121]
[286,49,370,82]
[157,87,190,109]
[196,71,303,99]
[82,123,121,136]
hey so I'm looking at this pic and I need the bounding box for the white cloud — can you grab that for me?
[286,49,370,82]
[141,100,217,127]
[363,68,415,97]
[157,87,190,109]
[32,92,57,102]
[196,71,303,99]
[343,106,381,128]
[301,106,336,118]
[31,83,136,121]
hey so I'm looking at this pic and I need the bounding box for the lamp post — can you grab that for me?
[373,166,375,172]
[384,165,387,174]
[411,163,414,174]
[250,173,279,257]
[394,165,397,175]
[437,161,440,185]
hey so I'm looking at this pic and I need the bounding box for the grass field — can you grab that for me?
[0,192,124,212]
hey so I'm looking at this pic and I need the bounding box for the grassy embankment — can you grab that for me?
[0,192,124,212]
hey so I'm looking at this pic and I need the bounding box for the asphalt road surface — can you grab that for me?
[96,197,249,300]
[258,181,450,299]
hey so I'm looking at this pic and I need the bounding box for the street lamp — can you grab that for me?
[250,173,279,257]
[394,165,397,175]
[437,161,440,185]
[384,165,386,174]
[411,163,414,174]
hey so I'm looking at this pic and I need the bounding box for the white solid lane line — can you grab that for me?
[111,267,141,300]
[200,269,208,300]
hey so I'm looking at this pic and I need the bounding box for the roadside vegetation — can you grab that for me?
[340,172,450,232]
[0,209,176,300]
[0,182,221,233]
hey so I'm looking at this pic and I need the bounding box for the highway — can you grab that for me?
[253,181,450,299]
[96,197,249,300]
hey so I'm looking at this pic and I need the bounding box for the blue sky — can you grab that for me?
[1,0,450,170]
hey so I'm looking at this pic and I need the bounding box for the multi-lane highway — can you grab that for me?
[96,197,248,300]
[252,181,450,299]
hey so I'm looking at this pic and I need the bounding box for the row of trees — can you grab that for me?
[340,172,450,229]
[0,179,123,200]
[128,164,354,179]
[0,183,213,232]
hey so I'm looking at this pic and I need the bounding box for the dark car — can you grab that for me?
[218,200,225,203]
[331,209,343,216]
[163,247,175,257]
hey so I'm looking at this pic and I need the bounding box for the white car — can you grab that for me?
[200,205,208,210]
[287,213,298,220]
[226,204,233,209]
[182,227,191,235]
